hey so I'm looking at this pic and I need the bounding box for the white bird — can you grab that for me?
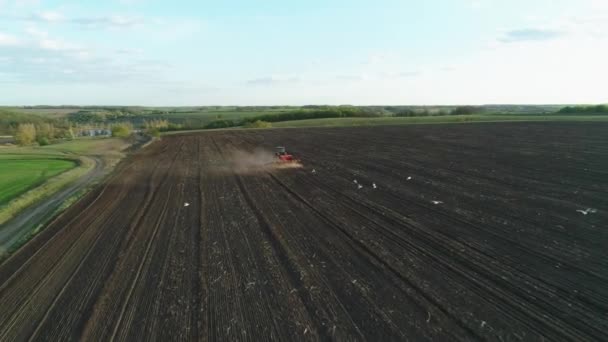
[577,208,597,215]
[357,184,363,190]
[353,179,358,184]
[431,200,443,205]
[372,183,377,189]
[312,169,316,173]
[184,202,190,207]
[407,176,412,180]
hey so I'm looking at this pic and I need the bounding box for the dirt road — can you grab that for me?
[0,156,104,256]
[0,122,606,341]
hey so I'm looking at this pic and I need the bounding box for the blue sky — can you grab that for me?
[0,0,607,105]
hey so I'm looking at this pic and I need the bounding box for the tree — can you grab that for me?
[204,120,237,129]
[37,137,50,146]
[394,109,417,117]
[147,127,161,138]
[559,105,608,114]
[244,120,272,129]
[36,123,55,141]
[451,106,483,115]
[67,126,75,140]
[143,119,169,130]
[15,123,37,146]
[111,123,132,138]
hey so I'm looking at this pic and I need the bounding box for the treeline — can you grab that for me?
[559,105,608,114]
[156,107,384,131]
[394,106,484,117]
[242,107,380,123]
[1,109,145,146]
[1,110,76,145]
[0,110,57,134]
[235,106,294,112]
[163,106,487,131]
[68,108,150,124]
[159,118,244,131]
[13,123,75,146]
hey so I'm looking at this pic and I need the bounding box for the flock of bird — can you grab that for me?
[313,168,598,215]
[312,168,447,206]
[181,168,597,216]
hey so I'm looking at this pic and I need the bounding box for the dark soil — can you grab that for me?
[0,122,606,341]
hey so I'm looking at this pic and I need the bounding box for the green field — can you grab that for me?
[0,156,76,206]
[8,107,80,119]
[271,114,608,128]
[0,137,129,155]
[0,137,129,224]
[161,114,608,135]
[40,137,128,154]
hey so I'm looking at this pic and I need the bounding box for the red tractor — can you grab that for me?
[275,146,297,163]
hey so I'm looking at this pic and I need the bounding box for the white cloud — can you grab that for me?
[499,28,565,43]
[338,71,420,82]
[386,71,420,78]
[115,47,143,55]
[336,74,368,82]
[13,0,40,8]
[70,15,144,29]
[26,57,46,64]
[468,0,489,10]
[588,0,608,12]
[151,18,205,40]
[23,26,90,55]
[117,0,145,4]
[364,53,397,66]
[33,11,64,22]
[108,15,139,27]
[23,12,144,30]
[38,38,79,51]
[246,75,300,86]
[0,26,172,87]
[24,25,47,38]
[0,32,21,46]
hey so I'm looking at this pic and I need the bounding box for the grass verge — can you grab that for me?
[0,185,94,262]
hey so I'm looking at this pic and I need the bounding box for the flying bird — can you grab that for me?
[357,184,363,190]
[184,202,190,207]
[407,176,412,180]
[431,201,443,205]
[577,208,597,215]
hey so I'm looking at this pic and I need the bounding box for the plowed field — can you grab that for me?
[1,122,607,341]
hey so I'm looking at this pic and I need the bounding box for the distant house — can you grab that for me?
[78,129,112,137]
[0,136,15,145]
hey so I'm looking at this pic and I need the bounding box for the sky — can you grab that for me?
[0,0,607,106]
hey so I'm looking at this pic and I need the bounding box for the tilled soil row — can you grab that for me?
[0,122,606,341]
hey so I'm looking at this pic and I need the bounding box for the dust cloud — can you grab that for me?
[221,148,302,174]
